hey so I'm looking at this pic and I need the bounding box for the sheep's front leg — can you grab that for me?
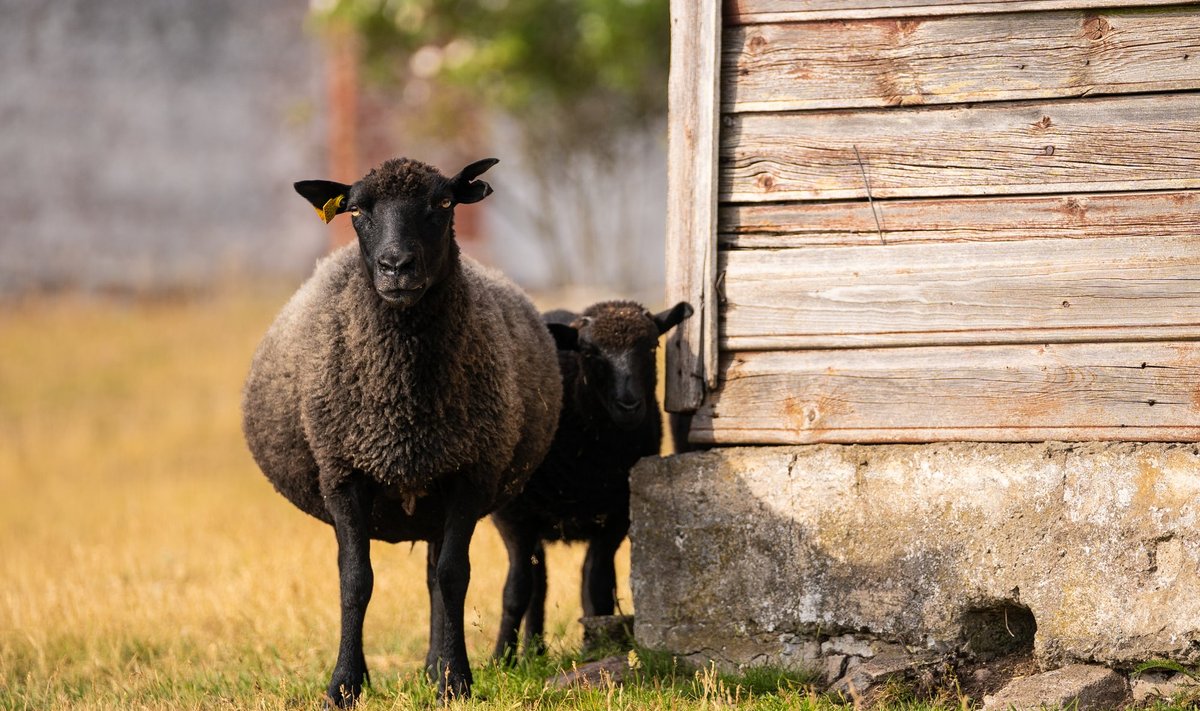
[491,519,539,662]
[423,538,445,681]
[431,484,483,700]
[325,474,375,708]
[581,521,627,617]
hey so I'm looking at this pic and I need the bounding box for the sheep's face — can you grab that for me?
[295,158,498,309]
[549,301,693,430]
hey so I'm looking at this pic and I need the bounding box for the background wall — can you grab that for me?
[0,0,326,293]
[0,0,669,300]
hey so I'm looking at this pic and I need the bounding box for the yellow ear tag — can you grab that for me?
[315,194,344,224]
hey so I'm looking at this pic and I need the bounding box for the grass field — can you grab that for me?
[0,287,819,710]
[4,289,1191,710]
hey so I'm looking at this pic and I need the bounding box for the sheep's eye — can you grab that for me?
[438,197,453,209]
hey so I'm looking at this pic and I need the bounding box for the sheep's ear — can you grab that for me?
[652,302,694,335]
[450,158,499,204]
[294,180,352,223]
[546,322,579,351]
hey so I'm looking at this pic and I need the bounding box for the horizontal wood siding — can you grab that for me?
[721,94,1200,202]
[720,235,1200,349]
[725,0,1189,24]
[725,9,1200,112]
[689,0,1200,443]
[719,191,1200,248]
[691,343,1200,443]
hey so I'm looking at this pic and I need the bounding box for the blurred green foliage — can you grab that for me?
[317,0,669,148]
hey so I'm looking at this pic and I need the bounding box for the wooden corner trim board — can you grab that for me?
[666,0,722,412]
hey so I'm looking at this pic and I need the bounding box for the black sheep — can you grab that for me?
[241,157,561,705]
[490,300,693,660]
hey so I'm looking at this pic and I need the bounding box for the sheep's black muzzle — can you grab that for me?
[372,255,428,308]
[375,283,426,308]
[608,398,646,431]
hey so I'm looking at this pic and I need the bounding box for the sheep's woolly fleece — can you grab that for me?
[242,205,561,539]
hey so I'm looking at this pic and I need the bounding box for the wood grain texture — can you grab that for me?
[721,94,1200,202]
[725,0,1190,24]
[719,235,1200,350]
[665,0,722,412]
[724,9,1200,112]
[719,191,1200,249]
[690,343,1200,444]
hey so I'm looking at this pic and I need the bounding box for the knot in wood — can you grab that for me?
[1083,16,1111,41]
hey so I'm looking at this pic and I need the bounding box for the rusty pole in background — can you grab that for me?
[325,20,359,251]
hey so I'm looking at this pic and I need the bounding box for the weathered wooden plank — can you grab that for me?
[725,9,1200,112]
[725,0,1191,25]
[721,94,1200,202]
[719,191,1200,249]
[690,342,1200,444]
[666,0,722,412]
[719,235,1200,350]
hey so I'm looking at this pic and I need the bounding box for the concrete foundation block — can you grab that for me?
[629,443,1200,670]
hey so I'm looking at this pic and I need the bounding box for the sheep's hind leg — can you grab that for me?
[432,480,484,700]
[491,520,539,663]
[522,541,548,656]
[581,522,627,617]
[324,474,375,708]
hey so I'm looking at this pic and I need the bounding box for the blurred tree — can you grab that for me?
[313,0,670,289]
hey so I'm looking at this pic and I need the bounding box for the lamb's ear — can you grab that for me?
[652,301,695,335]
[546,322,579,351]
[450,158,499,204]
[294,180,352,223]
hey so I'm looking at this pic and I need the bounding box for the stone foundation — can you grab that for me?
[629,443,1200,672]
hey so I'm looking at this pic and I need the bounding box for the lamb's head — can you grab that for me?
[294,157,498,309]
[549,301,693,430]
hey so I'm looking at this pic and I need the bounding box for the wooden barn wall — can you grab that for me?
[675,0,1200,444]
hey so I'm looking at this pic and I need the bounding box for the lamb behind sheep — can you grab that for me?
[490,299,693,660]
[241,157,561,705]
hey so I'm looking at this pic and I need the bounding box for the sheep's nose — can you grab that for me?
[376,254,414,276]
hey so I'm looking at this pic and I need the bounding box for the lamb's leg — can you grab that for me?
[522,541,548,655]
[581,523,627,617]
[492,519,538,663]
[433,482,482,700]
[423,538,445,682]
[324,474,375,708]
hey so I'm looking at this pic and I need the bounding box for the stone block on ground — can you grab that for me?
[546,656,629,689]
[1131,670,1200,703]
[982,664,1128,711]
[829,647,942,697]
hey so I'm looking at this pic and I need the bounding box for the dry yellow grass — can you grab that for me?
[0,287,630,709]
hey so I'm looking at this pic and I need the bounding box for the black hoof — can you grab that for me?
[323,685,360,709]
[492,646,518,667]
[325,663,368,708]
[438,673,472,704]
